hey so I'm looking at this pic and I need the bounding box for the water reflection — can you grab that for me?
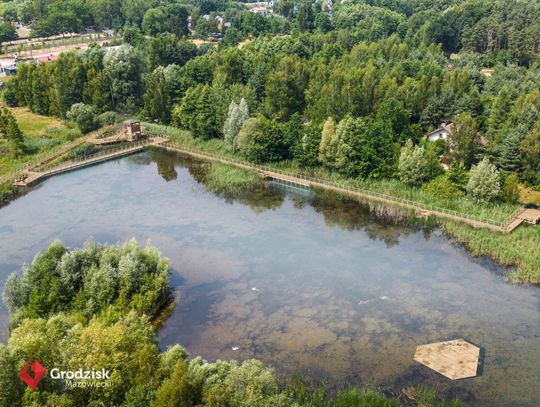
[0,149,537,407]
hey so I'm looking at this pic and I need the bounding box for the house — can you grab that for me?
[427,122,454,142]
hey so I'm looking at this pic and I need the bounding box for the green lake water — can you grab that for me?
[0,149,538,406]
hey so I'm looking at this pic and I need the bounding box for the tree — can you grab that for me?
[487,86,511,138]
[148,34,197,70]
[144,67,172,123]
[103,45,145,112]
[223,98,249,150]
[466,158,501,203]
[66,103,98,134]
[174,84,220,139]
[142,8,168,36]
[236,116,290,163]
[319,117,336,167]
[0,109,24,157]
[0,22,17,43]
[330,116,396,178]
[521,126,540,186]
[446,161,469,190]
[294,124,322,168]
[500,173,520,203]
[263,56,307,121]
[151,360,193,407]
[448,112,481,167]
[498,131,522,173]
[296,1,314,32]
[398,140,430,186]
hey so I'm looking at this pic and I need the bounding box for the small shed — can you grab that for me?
[123,119,142,141]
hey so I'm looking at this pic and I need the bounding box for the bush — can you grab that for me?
[466,158,501,203]
[66,103,98,134]
[422,176,464,199]
[500,173,520,203]
[97,111,120,126]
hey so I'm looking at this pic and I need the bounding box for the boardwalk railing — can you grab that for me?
[0,127,115,186]
[159,140,512,232]
[12,139,159,186]
[33,139,154,175]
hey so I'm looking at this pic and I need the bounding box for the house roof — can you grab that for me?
[35,54,59,63]
[427,122,454,137]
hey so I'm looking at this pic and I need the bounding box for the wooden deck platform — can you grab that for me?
[518,208,540,224]
[414,339,480,380]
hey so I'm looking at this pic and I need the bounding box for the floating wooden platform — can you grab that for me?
[414,339,480,380]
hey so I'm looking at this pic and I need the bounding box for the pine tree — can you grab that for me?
[446,161,469,190]
[488,87,511,139]
[0,109,24,158]
[498,131,522,173]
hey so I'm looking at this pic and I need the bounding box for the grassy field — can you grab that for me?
[8,107,67,137]
[519,185,540,205]
[0,107,80,175]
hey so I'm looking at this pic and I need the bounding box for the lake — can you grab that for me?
[0,149,538,406]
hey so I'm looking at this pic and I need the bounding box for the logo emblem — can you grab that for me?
[19,359,46,390]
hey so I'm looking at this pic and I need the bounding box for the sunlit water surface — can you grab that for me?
[0,149,538,406]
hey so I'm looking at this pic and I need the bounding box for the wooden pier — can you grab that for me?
[13,137,167,187]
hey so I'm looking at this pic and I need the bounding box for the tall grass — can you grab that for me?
[444,221,540,284]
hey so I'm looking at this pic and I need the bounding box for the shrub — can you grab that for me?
[97,111,120,126]
[66,103,98,134]
[422,175,464,199]
[500,173,520,203]
[466,158,501,203]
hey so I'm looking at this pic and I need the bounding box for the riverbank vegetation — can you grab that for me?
[0,106,81,175]
[444,222,540,284]
[192,161,265,196]
[0,241,464,406]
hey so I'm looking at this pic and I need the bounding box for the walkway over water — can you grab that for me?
[160,142,539,234]
[4,133,538,233]
[13,137,167,187]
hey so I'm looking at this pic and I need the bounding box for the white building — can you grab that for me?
[427,122,454,142]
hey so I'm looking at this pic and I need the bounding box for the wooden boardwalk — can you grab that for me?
[160,142,513,233]
[13,137,167,187]
[5,133,537,234]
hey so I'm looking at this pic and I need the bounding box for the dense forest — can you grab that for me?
[3,0,540,206]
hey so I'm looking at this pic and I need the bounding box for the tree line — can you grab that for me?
[3,1,540,204]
